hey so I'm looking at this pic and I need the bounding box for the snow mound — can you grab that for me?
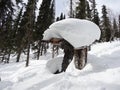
[46,57,63,73]
[43,18,101,49]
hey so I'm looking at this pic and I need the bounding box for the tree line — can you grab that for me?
[0,0,55,65]
[0,0,120,66]
[72,0,120,42]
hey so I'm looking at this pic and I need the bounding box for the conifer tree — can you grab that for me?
[89,0,96,19]
[35,0,55,60]
[93,10,100,26]
[60,13,65,20]
[0,0,14,23]
[17,0,37,66]
[70,0,74,18]
[113,18,118,39]
[14,7,23,62]
[0,0,14,62]
[101,5,111,42]
[56,17,60,21]
[4,11,14,63]
[56,13,66,21]
[89,0,100,26]
[86,1,92,20]
[48,0,55,25]
[0,0,14,43]
[75,0,86,19]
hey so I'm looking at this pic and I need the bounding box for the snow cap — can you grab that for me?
[43,18,101,49]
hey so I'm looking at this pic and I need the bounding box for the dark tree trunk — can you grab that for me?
[16,42,25,62]
[56,46,59,55]
[6,50,11,63]
[74,48,87,70]
[37,45,40,60]
[16,49,21,62]
[40,42,44,56]
[37,41,41,60]
[85,48,88,65]
[43,43,47,54]
[26,44,30,67]
[61,40,74,72]
[1,54,5,62]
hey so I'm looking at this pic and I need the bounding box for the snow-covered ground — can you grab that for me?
[0,40,120,90]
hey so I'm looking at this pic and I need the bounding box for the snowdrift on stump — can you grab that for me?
[43,18,101,49]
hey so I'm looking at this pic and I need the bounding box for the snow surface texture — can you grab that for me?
[0,41,120,90]
[43,18,101,49]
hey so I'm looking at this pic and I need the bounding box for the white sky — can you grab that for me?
[22,0,120,18]
[96,0,120,17]
[56,0,120,17]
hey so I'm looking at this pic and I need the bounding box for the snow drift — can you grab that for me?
[43,18,101,49]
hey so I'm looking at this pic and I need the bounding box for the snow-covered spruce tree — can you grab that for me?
[100,5,111,42]
[86,1,92,20]
[89,0,96,20]
[89,0,96,18]
[34,0,55,60]
[89,0,100,26]
[16,0,37,66]
[75,0,87,19]
[75,0,94,20]
[93,11,100,26]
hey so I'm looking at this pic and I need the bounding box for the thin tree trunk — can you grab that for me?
[85,48,88,66]
[43,43,47,55]
[1,54,5,62]
[40,43,44,56]
[52,45,55,58]
[16,49,21,62]
[26,44,30,67]
[56,46,59,55]
[37,41,41,60]
[6,50,11,63]
[37,45,40,60]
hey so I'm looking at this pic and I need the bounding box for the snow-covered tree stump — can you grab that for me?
[42,18,101,73]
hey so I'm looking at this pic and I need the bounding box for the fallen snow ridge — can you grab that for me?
[43,18,101,49]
